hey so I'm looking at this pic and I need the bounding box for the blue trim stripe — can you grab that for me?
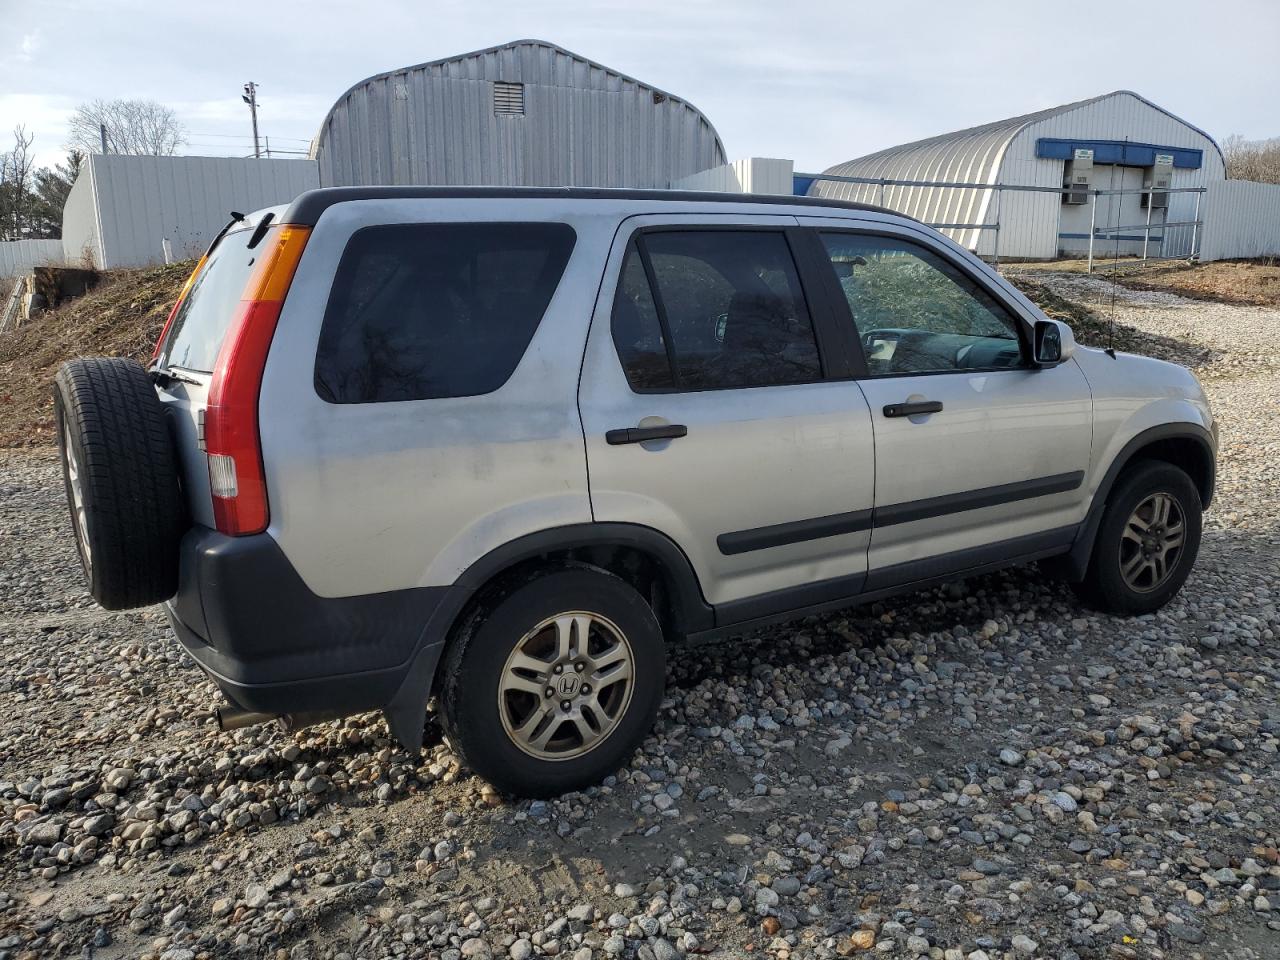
[793,175,815,196]
[1037,138,1202,169]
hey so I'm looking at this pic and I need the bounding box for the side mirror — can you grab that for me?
[1033,318,1075,366]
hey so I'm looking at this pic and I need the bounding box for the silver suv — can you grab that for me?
[54,188,1216,797]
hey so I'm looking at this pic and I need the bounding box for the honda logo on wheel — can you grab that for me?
[557,675,580,697]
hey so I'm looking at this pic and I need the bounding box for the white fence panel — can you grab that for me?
[1200,180,1280,261]
[670,158,794,195]
[0,239,65,279]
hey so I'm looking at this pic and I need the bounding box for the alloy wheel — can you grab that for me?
[1118,492,1184,593]
[63,423,92,571]
[498,611,635,761]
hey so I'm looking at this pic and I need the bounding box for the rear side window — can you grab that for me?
[611,230,821,392]
[315,222,576,403]
[159,226,258,373]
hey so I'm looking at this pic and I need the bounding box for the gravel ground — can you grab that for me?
[1,279,1277,960]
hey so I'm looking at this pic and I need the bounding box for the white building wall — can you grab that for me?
[0,240,65,279]
[61,164,102,267]
[1200,181,1280,261]
[670,158,794,194]
[62,154,320,269]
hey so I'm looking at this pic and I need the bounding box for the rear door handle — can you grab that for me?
[883,400,943,418]
[606,424,688,445]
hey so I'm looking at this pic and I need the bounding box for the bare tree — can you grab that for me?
[1223,134,1280,184]
[0,125,36,239]
[67,98,186,156]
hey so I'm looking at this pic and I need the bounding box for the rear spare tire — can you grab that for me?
[54,357,186,610]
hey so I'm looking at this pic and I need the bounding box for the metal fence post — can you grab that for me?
[1143,189,1153,263]
[1191,191,1202,260]
[1087,193,1097,273]
[991,185,1002,266]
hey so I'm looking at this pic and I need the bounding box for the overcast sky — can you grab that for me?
[2,0,1277,173]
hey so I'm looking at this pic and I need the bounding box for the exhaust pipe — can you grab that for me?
[215,706,341,733]
[215,706,277,731]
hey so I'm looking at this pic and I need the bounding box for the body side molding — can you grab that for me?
[715,471,1084,557]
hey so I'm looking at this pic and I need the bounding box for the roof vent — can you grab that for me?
[493,82,525,117]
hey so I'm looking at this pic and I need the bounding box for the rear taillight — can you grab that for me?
[151,255,207,362]
[204,225,310,536]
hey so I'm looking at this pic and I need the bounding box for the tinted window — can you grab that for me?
[159,226,258,373]
[611,231,821,391]
[611,242,674,390]
[821,233,1024,376]
[315,223,575,403]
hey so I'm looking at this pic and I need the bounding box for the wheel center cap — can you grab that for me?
[556,674,581,697]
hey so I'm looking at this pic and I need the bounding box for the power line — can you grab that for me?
[190,132,312,143]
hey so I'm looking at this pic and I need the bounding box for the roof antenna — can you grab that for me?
[1102,169,1120,358]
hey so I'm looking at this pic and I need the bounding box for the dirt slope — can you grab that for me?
[0,262,192,448]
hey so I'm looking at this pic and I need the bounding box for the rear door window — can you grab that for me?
[158,226,258,373]
[611,230,821,392]
[315,222,576,403]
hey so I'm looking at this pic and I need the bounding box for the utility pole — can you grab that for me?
[99,122,108,154]
[242,81,261,159]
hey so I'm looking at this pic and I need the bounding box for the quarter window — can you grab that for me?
[611,231,822,392]
[820,233,1024,376]
[315,222,575,403]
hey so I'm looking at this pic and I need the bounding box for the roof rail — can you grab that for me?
[282,186,906,227]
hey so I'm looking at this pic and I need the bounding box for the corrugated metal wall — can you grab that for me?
[807,111,1029,251]
[62,154,320,269]
[0,240,65,279]
[809,92,1224,261]
[314,40,726,189]
[1200,181,1280,261]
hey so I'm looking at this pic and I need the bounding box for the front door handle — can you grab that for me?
[883,400,943,418]
[606,424,688,445]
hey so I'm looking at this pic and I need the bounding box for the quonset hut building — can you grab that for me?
[806,91,1224,260]
[311,39,727,189]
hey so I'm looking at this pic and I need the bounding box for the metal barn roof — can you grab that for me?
[311,39,727,189]
[812,90,1221,197]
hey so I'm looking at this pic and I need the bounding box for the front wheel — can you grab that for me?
[1076,460,1203,615]
[439,567,666,798]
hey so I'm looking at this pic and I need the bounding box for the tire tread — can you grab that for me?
[54,357,186,610]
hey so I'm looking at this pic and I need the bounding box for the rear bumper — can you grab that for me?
[166,526,448,717]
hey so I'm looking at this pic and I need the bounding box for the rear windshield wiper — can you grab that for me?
[151,366,204,387]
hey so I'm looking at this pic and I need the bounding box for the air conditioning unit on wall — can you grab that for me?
[1142,153,1174,209]
[1062,148,1094,205]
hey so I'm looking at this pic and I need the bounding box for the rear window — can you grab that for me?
[159,226,258,373]
[314,222,576,404]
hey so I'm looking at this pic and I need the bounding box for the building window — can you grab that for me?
[493,81,525,117]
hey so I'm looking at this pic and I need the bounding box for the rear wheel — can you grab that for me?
[54,357,187,610]
[1075,460,1202,615]
[440,567,665,798]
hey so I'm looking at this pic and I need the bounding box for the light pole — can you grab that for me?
[242,82,261,159]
